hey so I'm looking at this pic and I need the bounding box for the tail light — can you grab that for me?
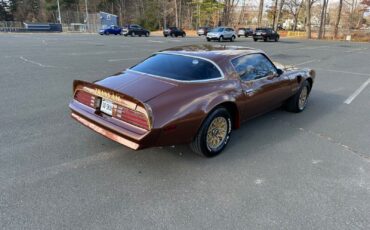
[75,90,96,108]
[114,105,149,130]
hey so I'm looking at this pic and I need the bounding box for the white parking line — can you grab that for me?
[19,56,54,68]
[316,68,370,77]
[294,59,318,66]
[108,57,143,62]
[148,40,164,43]
[344,77,370,104]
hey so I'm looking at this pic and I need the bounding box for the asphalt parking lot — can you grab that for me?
[1,33,370,229]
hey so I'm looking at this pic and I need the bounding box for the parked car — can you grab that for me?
[197,26,211,36]
[253,28,280,42]
[69,45,315,157]
[206,27,237,42]
[122,24,150,37]
[99,25,122,35]
[237,28,253,37]
[163,27,186,37]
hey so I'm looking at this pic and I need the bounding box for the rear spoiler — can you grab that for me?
[73,80,153,126]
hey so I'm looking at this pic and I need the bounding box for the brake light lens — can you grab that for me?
[75,90,96,108]
[114,105,149,130]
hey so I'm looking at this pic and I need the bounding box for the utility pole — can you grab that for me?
[57,0,62,24]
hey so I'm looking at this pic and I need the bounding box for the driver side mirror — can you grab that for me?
[277,68,283,75]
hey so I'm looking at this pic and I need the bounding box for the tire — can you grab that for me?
[182,33,186,37]
[263,37,267,42]
[285,80,311,113]
[190,107,232,157]
[105,31,109,35]
[171,33,175,37]
[218,36,224,42]
[253,38,258,42]
[145,32,149,37]
[139,34,142,37]
[230,35,235,42]
[275,36,279,42]
[206,38,211,42]
[164,35,168,37]
[131,32,135,37]
[238,35,240,38]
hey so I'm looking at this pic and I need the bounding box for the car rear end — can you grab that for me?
[163,28,172,36]
[253,28,268,40]
[237,28,245,37]
[121,25,129,35]
[197,27,208,36]
[69,80,156,150]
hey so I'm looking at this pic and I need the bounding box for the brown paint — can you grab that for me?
[69,45,315,150]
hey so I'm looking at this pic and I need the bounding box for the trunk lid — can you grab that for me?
[95,70,177,103]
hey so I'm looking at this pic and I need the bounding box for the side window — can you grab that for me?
[231,54,277,81]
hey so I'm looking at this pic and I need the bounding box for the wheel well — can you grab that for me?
[215,102,240,129]
[306,78,313,91]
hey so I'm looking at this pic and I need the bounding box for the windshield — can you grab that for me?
[211,27,224,32]
[130,53,222,81]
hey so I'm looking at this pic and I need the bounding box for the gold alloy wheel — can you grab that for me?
[206,117,228,150]
[299,86,308,110]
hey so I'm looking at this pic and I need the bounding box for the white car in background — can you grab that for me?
[206,27,237,42]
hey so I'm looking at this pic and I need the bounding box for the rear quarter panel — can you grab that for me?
[147,80,242,146]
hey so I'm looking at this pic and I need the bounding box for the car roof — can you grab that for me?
[159,45,264,65]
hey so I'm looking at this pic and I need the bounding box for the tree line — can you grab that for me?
[1,0,369,39]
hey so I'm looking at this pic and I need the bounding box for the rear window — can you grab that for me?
[130,53,222,81]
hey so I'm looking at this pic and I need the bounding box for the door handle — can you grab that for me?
[244,89,255,94]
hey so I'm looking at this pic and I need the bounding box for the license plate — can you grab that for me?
[256,32,261,35]
[100,99,113,116]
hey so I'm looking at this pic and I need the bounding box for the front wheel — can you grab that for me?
[285,80,311,113]
[145,32,149,37]
[190,107,232,157]
[218,36,224,42]
[182,33,186,37]
[275,36,279,42]
[253,38,258,42]
[206,38,211,42]
[131,32,135,37]
[230,35,235,42]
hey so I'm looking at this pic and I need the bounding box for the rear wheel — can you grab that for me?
[206,38,211,42]
[285,80,311,113]
[275,36,279,42]
[145,32,149,37]
[182,33,186,37]
[190,107,232,157]
[253,38,258,42]
[131,32,135,37]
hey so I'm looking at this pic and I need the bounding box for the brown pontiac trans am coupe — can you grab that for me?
[69,45,315,157]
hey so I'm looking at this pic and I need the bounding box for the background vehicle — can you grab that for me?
[197,27,211,36]
[253,28,280,42]
[99,25,122,35]
[237,28,253,37]
[122,24,150,37]
[206,27,236,42]
[163,27,186,37]
[69,45,315,157]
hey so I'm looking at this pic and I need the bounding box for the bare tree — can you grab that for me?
[305,0,312,38]
[286,0,303,31]
[333,0,343,38]
[317,0,330,38]
[274,0,285,30]
[257,0,264,27]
